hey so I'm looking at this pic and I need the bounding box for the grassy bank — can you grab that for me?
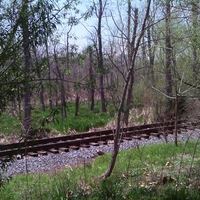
[0,101,114,136]
[1,140,200,199]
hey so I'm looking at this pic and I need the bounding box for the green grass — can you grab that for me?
[0,114,22,135]
[0,101,114,136]
[1,140,200,199]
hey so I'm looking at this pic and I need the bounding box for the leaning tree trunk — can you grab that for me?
[100,0,152,180]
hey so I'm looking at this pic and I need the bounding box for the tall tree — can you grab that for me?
[100,0,152,180]
[124,2,139,125]
[94,0,107,112]
[53,44,67,120]
[146,2,155,87]
[33,48,46,111]
[165,0,173,113]
[21,0,32,133]
[0,1,24,114]
[191,0,200,81]
[88,46,95,111]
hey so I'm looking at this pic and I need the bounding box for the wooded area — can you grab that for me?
[0,0,200,180]
[1,0,199,129]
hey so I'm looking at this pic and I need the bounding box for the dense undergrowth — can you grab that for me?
[0,140,200,199]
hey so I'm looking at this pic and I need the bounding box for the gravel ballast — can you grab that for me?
[3,128,200,177]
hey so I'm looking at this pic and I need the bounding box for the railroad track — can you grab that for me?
[0,120,189,158]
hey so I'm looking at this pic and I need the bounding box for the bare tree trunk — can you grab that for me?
[75,94,79,116]
[147,11,155,87]
[17,85,22,120]
[174,90,178,146]
[88,46,95,111]
[39,81,45,111]
[124,72,134,125]
[61,73,67,120]
[100,0,151,180]
[33,47,45,111]
[97,0,107,112]
[165,0,173,113]
[22,0,31,133]
[45,39,53,110]
[191,1,199,81]
[146,5,156,119]
[54,47,67,120]
[142,36,148,77]
[124,5,138,125]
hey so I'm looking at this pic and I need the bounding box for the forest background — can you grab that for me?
[0,0,200,139]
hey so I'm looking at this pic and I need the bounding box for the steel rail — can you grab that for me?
[0,120,187,157]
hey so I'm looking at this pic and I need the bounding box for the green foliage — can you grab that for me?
[29,0,61,46]
[49,101,112,133]
[95,176,127,199]
[0,114,22,135]
[0,101,113,136]
[0,0,60,114]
